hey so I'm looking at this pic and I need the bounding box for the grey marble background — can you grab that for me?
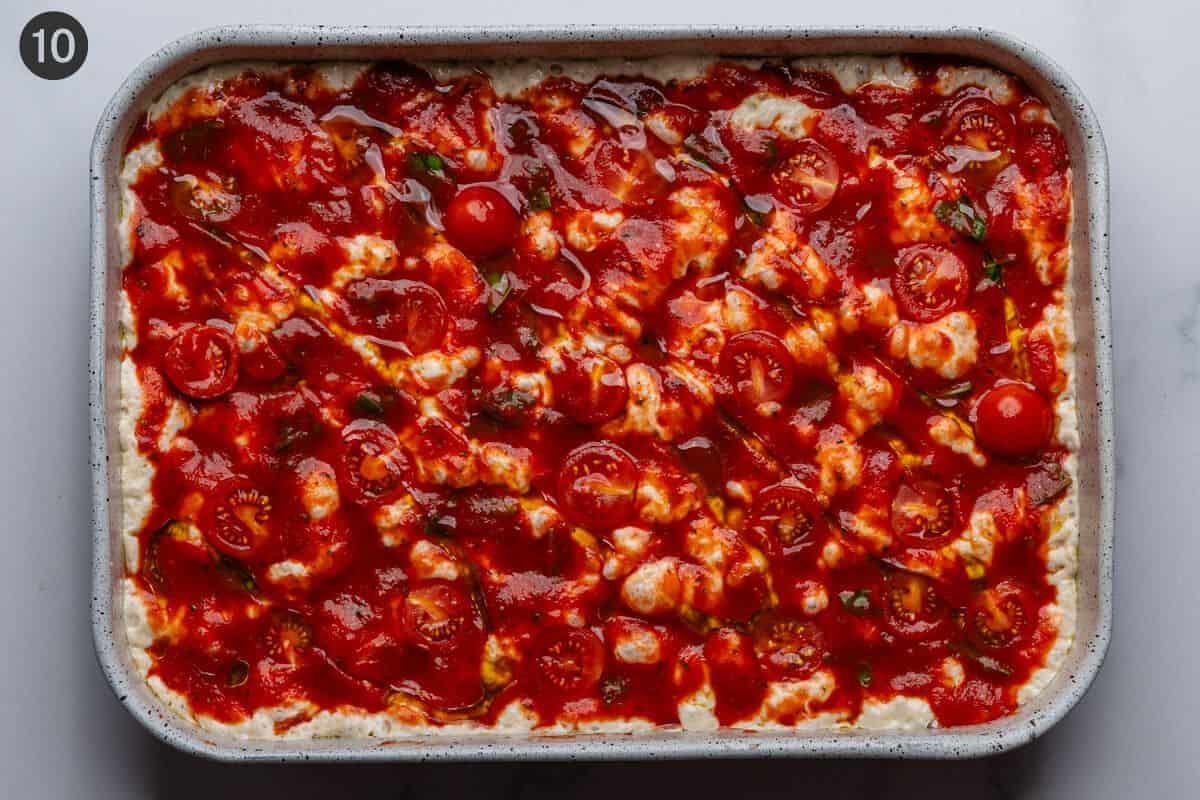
[2,0,1193,796]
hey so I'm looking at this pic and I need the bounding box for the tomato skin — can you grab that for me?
[529,627,605,698]
[752,612,826,680]
[749,482,824,560]
[443,185,520,258]
[397,580,478,652]
[555,351,629,424]
[892,244,969,322]
[337,420,409,505]
[882,572,949,641]
[891,480,955,548]
[164,325,240,399]
[719,331,795,411]
[203,478,276,560]
[557,441,638,528]
[974,382,1052,458]
[340,278,447,354]
[968,580,1035,650]
[772,140,840,214]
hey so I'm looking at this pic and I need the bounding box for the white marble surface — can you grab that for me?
[0,0,1193,796]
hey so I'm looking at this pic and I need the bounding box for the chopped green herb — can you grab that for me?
[856,663,873,688]
[354,391,385,417]
[486,271,513,314]
[839,588,871,615]
[934,195,987,241]
[408,151,445,176]
[274,424,309,453]
[529,186,552,211]
[983,252,1012,284]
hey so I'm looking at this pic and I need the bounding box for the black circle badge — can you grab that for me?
[20,12,87,80]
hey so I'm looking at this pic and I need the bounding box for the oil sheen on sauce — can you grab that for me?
[122,58,1074,732]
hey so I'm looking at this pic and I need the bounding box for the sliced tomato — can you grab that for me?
[968,580,1034,650]
[204,479,275,559]
[557,441,638,528]
[942,96,1014,176]
[555,351,629,424]
[443,185,520,258]
[974,382,1052,458]
[882,572,949,641]
[749,482,823,558]
[530,627,605,697]
[752,612,826,680]
[341,278,447,354]
[164,325,240,399]
[772,140,840,214]
[1025,335,1060,393]
[893,244,969,322]
[398,580,478,652]
[263,610,313,667]
[891,480,955,548]
[719,331,795,411]
[338,419,409,505]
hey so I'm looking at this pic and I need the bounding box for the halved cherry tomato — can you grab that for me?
[399,580,477,652]
[772,140,840,214]
[204,479,275,559]
[557,441,638,528]
[443,185,520,258]
[1025,335,1060,393]
[341,278,447,354]
[338,419,409,504]
[263,610,313,666]
[749,482,823,558]
[530,627,605,697]
[555,351,629,424]
[882,572,949,640]
[973,382,1052,458]
[968,580,1034,650]
[942,96,1014,177]
[164,325,240,399]
[891,480,955,548]
[719,331,795,411]
[1019,122,1068,179]
[752,612,826,679]
[893,244,969,322]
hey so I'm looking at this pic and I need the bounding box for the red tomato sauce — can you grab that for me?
[122,58,1073,731]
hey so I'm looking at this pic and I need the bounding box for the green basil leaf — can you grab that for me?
[529,186,552,211]
[934,195,986,242]
[408,151,445,176]
[486,271,513,314]
[354,391,385,417]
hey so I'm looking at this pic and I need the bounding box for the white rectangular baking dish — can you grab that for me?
[89,25,1113,761]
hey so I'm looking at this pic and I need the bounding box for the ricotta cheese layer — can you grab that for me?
[117,55,1078,738]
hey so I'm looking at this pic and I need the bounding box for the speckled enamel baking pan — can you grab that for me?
[89,25,1113,762]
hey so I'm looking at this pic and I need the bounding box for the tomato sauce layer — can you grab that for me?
[121,57,1074,732]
